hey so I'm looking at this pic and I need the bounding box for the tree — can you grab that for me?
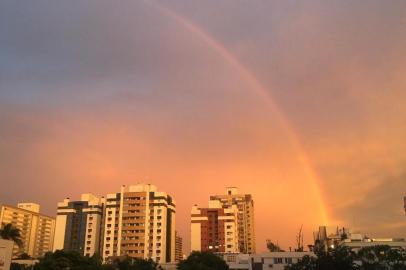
[285,245,406,270]
[0,223,23,247]
[296,225,304,252]
[177,251,229,270]
[285,245,356,270]
[108,257,162,270]
[34,250,102,270]
[267,240,283,252]
[357,245,406,270]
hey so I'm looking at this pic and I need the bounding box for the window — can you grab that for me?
[273,258,283,264]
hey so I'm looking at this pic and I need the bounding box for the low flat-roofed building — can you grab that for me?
[251,252,315,270]
[217,252,314,270]
[342,237,406,251]
[219,253,250,270]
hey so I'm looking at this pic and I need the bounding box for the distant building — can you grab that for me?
[102,184,176,263]
[218,252,314,270]
[0,203,55,258]
[175,231,183,262]
[219,253,250,270]
[313,226,406,252]
[191,200,239,253]
[163,252,313,270]
[53,194,104,256]
[313,226,350,250]
[210,187,256,254]
[250,252,315,270]
[341,235,406,251]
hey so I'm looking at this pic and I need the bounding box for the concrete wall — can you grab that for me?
[0,239,13,270]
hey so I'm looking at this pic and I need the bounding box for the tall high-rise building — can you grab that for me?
[210,187,256,254]
[53,194,104,257]
[175,231,183,262]
[0,203,55,258]
[191,200,239,253]
[102,184,176,263]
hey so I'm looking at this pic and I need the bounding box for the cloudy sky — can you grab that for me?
[1,0,406,252]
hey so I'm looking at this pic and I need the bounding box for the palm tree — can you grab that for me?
[0,223,23,247]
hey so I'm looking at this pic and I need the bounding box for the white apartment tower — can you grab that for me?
[210,187,256,254]
[53,194,104,256]
[0,203,55,258]
[102,184,176,263]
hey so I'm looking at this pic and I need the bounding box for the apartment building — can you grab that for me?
[191,200,239,253]
[102,184,176,263]
[210,187,256,254]
[53,194,104,256]
[175,231,183,262]
[0,203,55,258]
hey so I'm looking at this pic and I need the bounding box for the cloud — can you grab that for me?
[334,173,406,237]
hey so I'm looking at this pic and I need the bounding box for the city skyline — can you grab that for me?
[1,0,406,255]
[2,184,404,254]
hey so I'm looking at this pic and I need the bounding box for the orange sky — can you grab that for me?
[1,0,406,253]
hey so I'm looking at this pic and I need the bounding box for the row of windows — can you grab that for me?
[122,223,145,227]
[122,216,145,220]
[124,197,146,201]
[122,230,145,234]
[121,242,145,247]
[273,257,293,264]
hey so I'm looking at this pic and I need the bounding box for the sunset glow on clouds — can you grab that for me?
[1,0,406,252]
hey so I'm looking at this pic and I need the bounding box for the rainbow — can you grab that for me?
[145,1,330,225]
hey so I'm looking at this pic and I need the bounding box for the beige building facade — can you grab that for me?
[210,187,256,254]
[175,231,183,262]
[53,194,104,257]
[102,184,176,263]
[0,203,55,258]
